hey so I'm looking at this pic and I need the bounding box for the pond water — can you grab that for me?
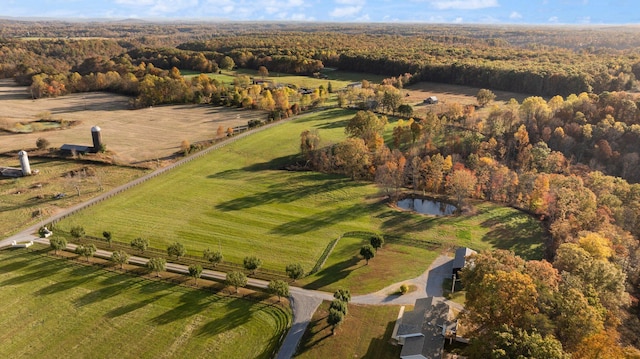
[396,197,457,216]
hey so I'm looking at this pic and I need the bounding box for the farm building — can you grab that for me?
[0,150,34,178]
[60,126,103,155]
[395,297,458,359]
[424,96,438,104]
[452,247,476,276]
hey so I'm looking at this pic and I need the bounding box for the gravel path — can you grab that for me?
[351,255,453,305]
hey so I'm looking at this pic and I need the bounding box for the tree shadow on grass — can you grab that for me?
[363,320,402,358]
[151,290,220,326]
[377,208,439,235]
[214,174,360,212]
[270,203,371,236]
[75,275,146,307]
[34,271,101,296]
[480,210,545,260]
[104,294,167,319]
[195,297,258,335]
[303,256,361,290]
[0,256,65,287]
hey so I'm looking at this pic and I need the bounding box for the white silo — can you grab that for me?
[18,150,31,176]
[91,125,102,152]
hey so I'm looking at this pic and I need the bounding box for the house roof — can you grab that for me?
[398,297,452,359]
[453,247,477,270]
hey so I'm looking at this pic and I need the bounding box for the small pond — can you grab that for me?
[396,197,457,216]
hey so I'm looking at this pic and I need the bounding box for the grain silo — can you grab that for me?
[91,126,102,152]
[18,150,31,176]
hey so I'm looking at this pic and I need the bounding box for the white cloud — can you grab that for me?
[548,16,558,23]
[290,13,315,21]
[330,6,362,17]
[579,16,591,24]
[430,0,499,10]
[509,11,521,19]
[453,17,463,23]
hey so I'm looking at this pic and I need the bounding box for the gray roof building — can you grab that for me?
[396,297,456,359]
[452,247,477,275]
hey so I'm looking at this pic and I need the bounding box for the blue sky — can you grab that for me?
[2,0,639,24]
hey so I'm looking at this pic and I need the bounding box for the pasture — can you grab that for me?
[0,248,290,359]
[0,79,261,164]
[54,107,545,292]
[0,157,147,237]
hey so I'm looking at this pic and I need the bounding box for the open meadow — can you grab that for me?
[0,79,261,164]
[54,107,545,293]
[0,247,290,359]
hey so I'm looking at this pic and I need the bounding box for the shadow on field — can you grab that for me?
[0,254,65,287]
[151,290,222,325]
[377,207,439,235]
[105,294,167,318]
[480,210,544,260]
[363,320,401,358]
[75,275,146,307]
[215,175,361,212]
[270,204,369,235]
[196,297,255,335]
[303,256,361,290]
[35,269,101,296]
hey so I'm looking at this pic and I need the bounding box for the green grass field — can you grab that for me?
[55,107,545,290]
[295,301,402,359]
[182,68,386,91]
[0,248,290,359]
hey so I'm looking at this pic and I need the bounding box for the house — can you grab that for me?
[424,96,438,104]
[452,247,477,276]
[346,82,362,89]
[395,297,457,359]
[60,144,92,155]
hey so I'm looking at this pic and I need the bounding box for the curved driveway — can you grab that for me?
[1,116,458,359]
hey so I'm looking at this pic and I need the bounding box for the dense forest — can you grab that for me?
[1,20,640,357]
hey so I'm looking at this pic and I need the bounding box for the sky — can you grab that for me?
[2,0,639,24]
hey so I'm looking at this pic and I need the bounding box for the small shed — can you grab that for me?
[60,144,92,155]
[452,247,477,276]
[424,96,438,104]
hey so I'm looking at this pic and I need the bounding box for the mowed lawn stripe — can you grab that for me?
[0,249,289,359]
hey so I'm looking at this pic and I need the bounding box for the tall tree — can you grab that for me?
[243,256,262,274]
[268,280,289,302]
[147,257,166,277]
[226,271,247,293]
[476,89,496,107]
[334,138,370,180]
[370,234,384,252]
[70,226,85,241]
[130,237,149,254]
[203,248,223,267]
[167,242,186,260]
[359,244,375,265]
[75,244,96,262]
[220,56,235,71]
[447,166,478,206]
[327,308,345,335]
[188,264,203,285]
[334,289,352,303]
[286,263,305,282]
[102,231,112,248]
[110,250,129,270]
[49,237,67,255]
